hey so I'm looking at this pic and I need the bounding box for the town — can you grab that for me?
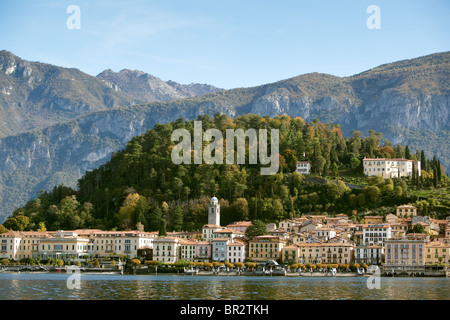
[1,156,449,277]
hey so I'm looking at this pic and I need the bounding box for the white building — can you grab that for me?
[202,224,223,242]
[152,237,184,263]
[363,158,421,179]
[362,224,392,246]
[296,161,311,175]
[226,239,246,263]
[315,228,337,241]
[354,245,384,265]
[37,231,92,261]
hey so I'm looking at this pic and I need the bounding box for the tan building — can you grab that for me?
[0,230,51,260]
[285,243,355,265]
[248,235,287,262]
[363,158,420,179]
[225,221,252,234]
[321,243,354,265]
[297,243,323,264]
[425,241,450,265]
[91,230,156,259]
[281,245,300,264]
[364,216,384,224]
[396,205,417,218]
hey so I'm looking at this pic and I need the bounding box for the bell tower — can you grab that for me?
[208,196,220,226]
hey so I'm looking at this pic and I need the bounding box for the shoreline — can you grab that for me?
[2,268,447,277]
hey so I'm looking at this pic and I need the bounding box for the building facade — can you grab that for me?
[363,158,420,179]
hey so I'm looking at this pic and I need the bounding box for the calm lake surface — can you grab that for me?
[0,273,448,300]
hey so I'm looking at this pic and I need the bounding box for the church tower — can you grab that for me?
[208,196,220,226]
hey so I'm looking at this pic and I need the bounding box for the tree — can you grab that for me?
[131,259,141,269]
[172,205,184,232]
[245,220,267,239]
[312,156,326,176]
[37,222,47,232]
[159,219,167,236]
[117,193,140,230]
[332,162,339,177]
[408,223,426,234]
[325,180,350,202]
[4,215,30,231]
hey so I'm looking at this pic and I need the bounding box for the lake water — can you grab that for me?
[0,273,449,300]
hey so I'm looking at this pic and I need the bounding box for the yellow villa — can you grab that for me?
[425,241,450,265]
[248,235,287,262]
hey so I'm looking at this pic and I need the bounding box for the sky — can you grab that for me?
[0,0,449,89]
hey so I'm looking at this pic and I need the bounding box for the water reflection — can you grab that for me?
[0,273,448,300]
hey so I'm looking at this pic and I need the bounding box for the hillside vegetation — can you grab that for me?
[1,115,448,233]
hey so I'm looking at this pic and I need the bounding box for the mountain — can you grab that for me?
[96,69,221,103]
[0,51,449,223]
[0,50,223,138]
[0,50,138,138]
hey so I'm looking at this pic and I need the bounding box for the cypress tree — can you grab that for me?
[420,150,427,171]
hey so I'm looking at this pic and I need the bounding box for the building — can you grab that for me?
[278,219,300,232]
[363,158,420,179]
[0,231,51,260]
[281,245,300,264]
[425,241,450,265]
[152,237,184,263]
[362,224,392,246]
[208,196,220,226]
[202,224,223,242]
[226,239,246,263]
[321,243,354,265]
[225,221,252,234]
[299,220,322,233]
[194,241,212,262]
[354,245,384,265]
[383,236,427,273]
[390,222,409,238]
[297,243,323,264]
[181,240,198,262]
[212,228,245,240]
[212,237,230,262]
[248,235,287,262]
[364,216,384,224]
[91,230,156,259]
[295,161,311,175]
[315,228,337,241]
[396,205,417,218]
[37,231,92,261]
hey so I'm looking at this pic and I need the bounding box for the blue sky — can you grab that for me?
[0,0,449,89]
